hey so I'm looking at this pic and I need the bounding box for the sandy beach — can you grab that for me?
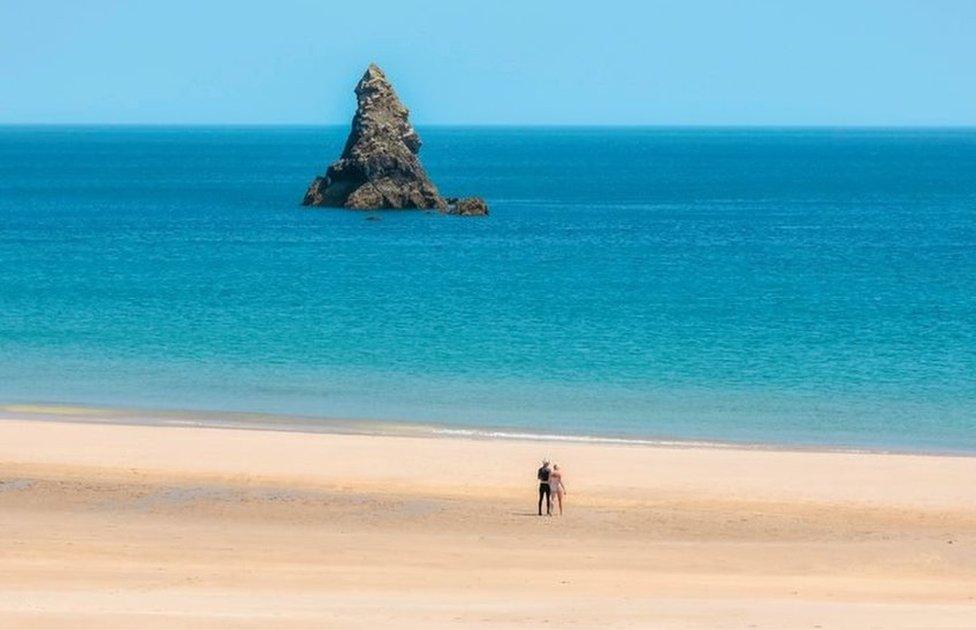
[0,417,974,628]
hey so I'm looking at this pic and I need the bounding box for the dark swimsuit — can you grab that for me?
[537,467,551,515]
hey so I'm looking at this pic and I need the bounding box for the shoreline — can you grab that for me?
[2,415,975,509]
[2,401,974,458]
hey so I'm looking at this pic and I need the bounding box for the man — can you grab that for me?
[537,459,552,516]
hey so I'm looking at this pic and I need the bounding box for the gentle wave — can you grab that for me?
[429,427,729,448]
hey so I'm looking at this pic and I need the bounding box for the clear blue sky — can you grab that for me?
[1,0,973,126]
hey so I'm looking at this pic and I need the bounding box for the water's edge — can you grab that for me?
[2,402,972,458]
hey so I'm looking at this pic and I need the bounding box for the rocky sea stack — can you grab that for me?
[303,64,487,216]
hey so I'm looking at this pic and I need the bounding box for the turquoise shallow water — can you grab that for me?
[0,126,974,451]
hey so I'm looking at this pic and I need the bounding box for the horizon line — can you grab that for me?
[2,122,975,130]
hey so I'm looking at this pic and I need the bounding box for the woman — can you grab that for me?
[549,464,566,515]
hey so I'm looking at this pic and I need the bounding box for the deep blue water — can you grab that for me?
[1,126,974,451]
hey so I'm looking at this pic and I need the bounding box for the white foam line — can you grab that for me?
[429,427,733,449]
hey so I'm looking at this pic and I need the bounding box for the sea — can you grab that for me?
[0,126,974,452]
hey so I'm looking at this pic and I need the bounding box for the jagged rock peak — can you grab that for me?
[302,64,487,215]
[349,63,422,155]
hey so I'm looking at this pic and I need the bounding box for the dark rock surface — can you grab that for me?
[303,64,487,215]
[444,197,489,216]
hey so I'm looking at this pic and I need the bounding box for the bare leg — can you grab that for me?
[555,490,563,515]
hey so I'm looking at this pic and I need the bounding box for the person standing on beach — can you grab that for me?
[550,464,565,516]
[537,460,552,516]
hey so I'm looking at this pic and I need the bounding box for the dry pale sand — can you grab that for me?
[0,418,974,629]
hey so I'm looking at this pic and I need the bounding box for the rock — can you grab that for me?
[444,196,489,216]
[303,64,488,215]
